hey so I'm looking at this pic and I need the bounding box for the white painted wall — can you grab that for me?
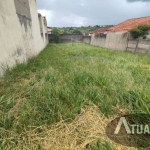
[0,0,33,77]
[0,0,48,77]
[147,31,150,39]
[29,0,48,53]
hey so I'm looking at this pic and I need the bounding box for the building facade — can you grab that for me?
[0,0,48,77]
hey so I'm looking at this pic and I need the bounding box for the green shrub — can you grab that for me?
[73,30,82,34]
[52,28,61,43]
[129,24,149,39]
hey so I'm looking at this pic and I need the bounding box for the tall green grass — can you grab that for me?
[0,43,150,149]
[89,140,114,150]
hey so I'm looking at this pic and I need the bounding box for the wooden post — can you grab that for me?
[135,38,139,53]
[149,42,150,54]
[126,32,130,51]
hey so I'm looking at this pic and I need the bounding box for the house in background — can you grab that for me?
[90,16,150,52]
[89,27,110,36]
[108,16,150,39]
[0,0,48,77]
[47,27,52,34]
[105,16,150,51]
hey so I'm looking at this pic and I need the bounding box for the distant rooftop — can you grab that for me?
[90,27,110,34]
[47,28,52,33]
[109,16,150,32]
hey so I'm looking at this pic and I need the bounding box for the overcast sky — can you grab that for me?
[36,0,150,27]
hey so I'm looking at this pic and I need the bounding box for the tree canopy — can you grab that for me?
[129,24,149,39]
[52,28,61,43]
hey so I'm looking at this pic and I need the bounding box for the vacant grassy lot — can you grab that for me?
[0,43,150,149]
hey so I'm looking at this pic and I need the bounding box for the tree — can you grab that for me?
[63,29,68,34]
[95,25,100,28]
[129,24,149,39]
[52,28,61,43]
[129,24,149,52]
[73,30,82,34]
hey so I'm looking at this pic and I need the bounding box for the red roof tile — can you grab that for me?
[47,28,52,32]
[90,27,110,34]
[109,16,150,32]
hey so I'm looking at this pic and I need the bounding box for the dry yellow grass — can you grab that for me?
[11,102,137,150]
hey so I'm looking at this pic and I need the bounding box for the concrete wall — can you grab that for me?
[49,34,83,43]
[14,0,31,19]
[49,31,149,54]
[91,33,106,48]
[105,32,128,51]
[90,31,128,51]
[50,31,150,54]
[30,0,48,53]
[127,39,150,54]
[147,31,150,39]
[84,31,150,54]
[0,0,48,77]
[83,36,91,44]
